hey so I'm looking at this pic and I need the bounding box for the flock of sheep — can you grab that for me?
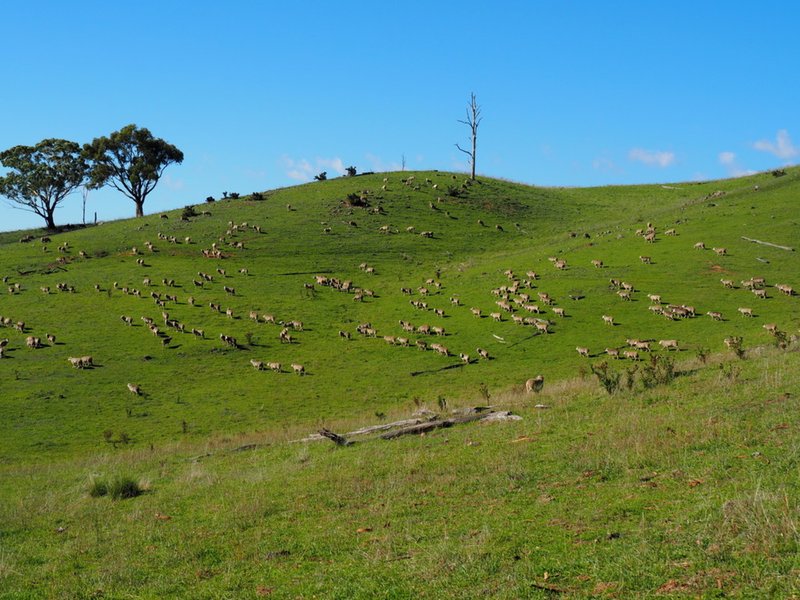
[1,175,797,408]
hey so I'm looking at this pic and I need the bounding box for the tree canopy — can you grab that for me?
[0,139,88,230]
[83,124,183,218]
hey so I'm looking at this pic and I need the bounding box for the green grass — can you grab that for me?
[1,168,799,597]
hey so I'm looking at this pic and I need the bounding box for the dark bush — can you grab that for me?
[181,205,199,220]
[109,476,143,500]
[251,192,264,201]
[205,196,216,203]
[314,172,327,181]
[345,166,357,177]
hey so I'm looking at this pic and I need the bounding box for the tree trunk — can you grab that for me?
[135,199,144,218]
[45,212,56,230]
[471,127,477,180]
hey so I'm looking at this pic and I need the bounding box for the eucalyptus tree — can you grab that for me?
[0,139,88,229]
[83,124,183,218]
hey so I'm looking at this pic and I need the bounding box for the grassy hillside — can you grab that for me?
[1,168,799,597]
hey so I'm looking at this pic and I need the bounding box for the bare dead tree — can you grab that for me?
[455,92,482,180]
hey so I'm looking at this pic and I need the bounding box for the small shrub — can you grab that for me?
[314,172,327,181]
[205,196,216,203]
[229,192,240,199]
[108,476,143,500]
[624,365,639,391]
[446,185,463,198]
[251,192,264,201]
[591,361,621,395]
[478,382,490,402]
[725,336,745,360]
[181,205,199,220]
[639,354,676,389]
[89,478,109,497]
[697,347,710,364]
[345,166,357,177]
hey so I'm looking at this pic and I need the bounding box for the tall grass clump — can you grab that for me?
[88,476,143,500]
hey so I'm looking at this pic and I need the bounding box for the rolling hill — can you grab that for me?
[1,168,799,598]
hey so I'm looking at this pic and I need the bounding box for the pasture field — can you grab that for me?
[1,169,799,597]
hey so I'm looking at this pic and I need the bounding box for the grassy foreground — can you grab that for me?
[2,347,800,598]
[1,168,799,597]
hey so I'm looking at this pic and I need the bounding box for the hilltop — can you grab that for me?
[1,169,799,598]
[0,169,797,460]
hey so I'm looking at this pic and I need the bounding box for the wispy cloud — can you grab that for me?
[718,151,755,178]
[628,148,675,167]
[753,129,798,160]
[365,153,403,172]
[280,156,346,181]
[591,156,617,172]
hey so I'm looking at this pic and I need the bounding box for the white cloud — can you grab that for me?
[718,150,755,177]
[628,148,675,167]
[365,153,403,172]
[317,157,346,175]
[281,156,347,181]
[753,129,798,160]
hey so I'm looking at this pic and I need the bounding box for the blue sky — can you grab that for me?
[1,1,797,232]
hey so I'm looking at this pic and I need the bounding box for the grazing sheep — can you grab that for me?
[694,242,706,250]
[776,284,794,296]
[720,279,735,288]
[191,328,204,338]
[46,334,56,344]
[338,330,351,340]
[639,256,652,264]
[552,307,565,317]
[266,362,281,372]
[623,350,640,361]
[477,348,490,360]
[737,307,754,317]
[525,375,544,394]
[647,294,662,304]
[605,348,620,359]
[576,346,590,357]
[534,320,550,334]
[459,353,470,364]
[127,383,141,395]
[752,289,767,299]
[664,228,677,236]
[659,339,679,351]
[617,290,632,301]
[120,315,133,326]
[712,247,727,256]
[415,339,428,351]
[591,259,604,268]
[67,357,84,368]
[25,336,41,349]
[763,323,779,335]
[290,363,305,375]
[602,315,614,325]
[250,359,264,371]
[471,307,482,318]
[707,311,723,321]
[80,356,94,368]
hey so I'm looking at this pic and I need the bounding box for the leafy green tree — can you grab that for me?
[0,139,88,229]
[83,124,183,218]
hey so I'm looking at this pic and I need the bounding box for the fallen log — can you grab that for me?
[741,236,794,252]
[380,411,518,440]
[318,428,354,446]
